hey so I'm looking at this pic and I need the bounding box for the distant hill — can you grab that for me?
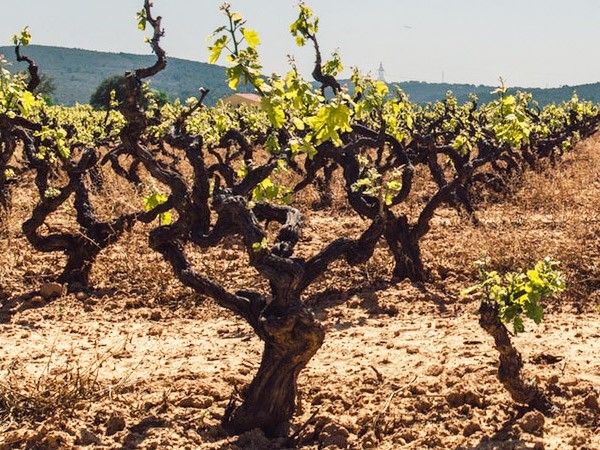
[387,80,600,106]
[0,45,251,106]
[2,45,600,107]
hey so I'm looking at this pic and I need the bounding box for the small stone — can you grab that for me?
[75,291,87,301]
[30,295,45,305]
[463,421,481,437]
[39,431,73,450]
[571,385,588,397]
[77,428,100,446]
[584,393,599,410]
[560,376,579,387]
[547,374,559,384]
[463,391,481,407]
[105,414,126,436]
[446,389,480,408]
[519,411,545,434]
[446,391,465,408]
[150,311,162,321]
[40,282,65,299]
[148,326,163,336]
[178,395,212,409]
[238,366,251,376]
[318,422,350,449]
[415,399,432,413]
[426,364,444,376]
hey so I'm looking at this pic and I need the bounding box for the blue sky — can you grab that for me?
[2,0,600,88]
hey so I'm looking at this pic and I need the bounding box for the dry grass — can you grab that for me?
[0,341,137,428]
[0,358,100,426]
[477,137,599,304]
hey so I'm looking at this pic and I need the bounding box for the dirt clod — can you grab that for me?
[178,395,213,409]
[38,431,74,450]
[76,428,100,446]
[446,390,481,408]
[105,414,126,436]
[584,393,599,411]
[463,421,482,437]
[40,282,65,299]
[318,422,350,449]
[30,295,44,305]
[519,411,545,434]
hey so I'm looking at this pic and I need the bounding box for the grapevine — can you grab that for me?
[0,0,598,440]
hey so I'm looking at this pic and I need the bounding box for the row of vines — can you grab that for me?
[1,1,598,439]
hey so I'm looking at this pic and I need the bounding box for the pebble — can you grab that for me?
[40,282,65,299]
[518,411,545,434]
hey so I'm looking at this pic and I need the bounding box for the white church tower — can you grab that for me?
[377,62,386,82]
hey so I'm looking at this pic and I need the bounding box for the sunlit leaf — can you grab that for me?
[241,28,260,49]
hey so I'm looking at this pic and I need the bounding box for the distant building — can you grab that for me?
[221,93,261,107]
[378,62,386,82]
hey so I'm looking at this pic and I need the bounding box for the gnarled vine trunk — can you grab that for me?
[223,302,324,437]
[384,215,426,282]
[479,302,555,415]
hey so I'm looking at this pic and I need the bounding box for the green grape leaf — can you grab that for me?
[251,237,268,253]
[386,179,402,192]
[465,258,565,334]
[384,193,393,206]
[261,96,285,129]
[18,90,39,115]
[226,65,244,90]
[241,28,260,49]
[135,9,147,30]
[144,191,172,225]
[12,27,31,46]
[44,187,61,199]
[209,35,229,64]
[292,117,305,130]
[304,102,352,146]
[512,316,525,334]
[230,12,244,25]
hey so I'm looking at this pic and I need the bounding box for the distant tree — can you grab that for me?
[150,89,170,106]
[35,72,56,99]
[90,74,128,110]
[90,74,169,109]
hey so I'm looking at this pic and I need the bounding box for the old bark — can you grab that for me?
[223,303,324,437]
[384,215,426,282]
[479,302,555,415]
[23,148,164,287]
